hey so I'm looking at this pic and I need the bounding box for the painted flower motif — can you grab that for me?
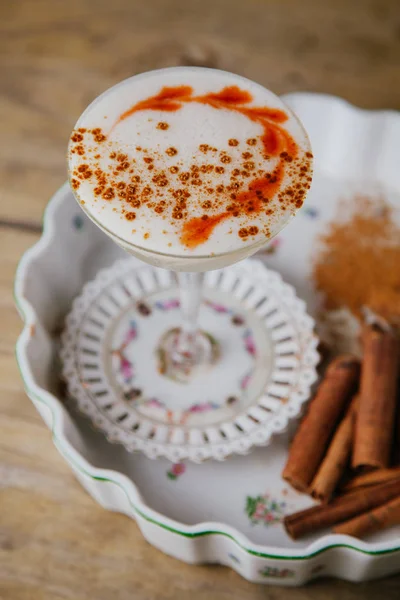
[167,462,186,480]
[259,566,294,579]
[245,493,286,526]
[155,298,180,311]
[302,205,319,219]
[188,401,220,413]
[262,237,281,255]
[120,356,133,382]
[145,397,165,409]
[240,371,252,390]
[311,564,325,575]
[204,300,231,314]
[226,395,238,405]
[231,314,245,326]
[112,320,138,384]
[124,388,141,401]
[137,301,151,316]
[243,329,257,356]
[123,320,138,346]
[72,214,84,230]
[228,553,241,565]
[204,301,247,329]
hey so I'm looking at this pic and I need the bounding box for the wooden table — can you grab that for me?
[1,0,400,597]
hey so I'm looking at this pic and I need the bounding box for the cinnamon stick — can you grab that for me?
[392,389,400,466]
[352,325,400,470]
[310,395,358,503]
[341,465,400,493]
[284,478,400,539]
[334,495,400,538]
[283,355,360,492]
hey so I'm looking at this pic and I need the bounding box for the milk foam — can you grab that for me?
[68,67,312,263]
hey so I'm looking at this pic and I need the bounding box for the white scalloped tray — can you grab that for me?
[15,93,400,585]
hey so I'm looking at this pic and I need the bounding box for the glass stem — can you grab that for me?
[176,271,204,355]
[156,271,217,382]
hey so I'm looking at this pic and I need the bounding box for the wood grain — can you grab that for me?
[1,0,400,597]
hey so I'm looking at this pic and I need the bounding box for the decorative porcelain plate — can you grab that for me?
[60,257,318,463]
[15,93,400,585]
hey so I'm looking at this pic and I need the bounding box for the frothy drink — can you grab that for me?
[68,68,312,270]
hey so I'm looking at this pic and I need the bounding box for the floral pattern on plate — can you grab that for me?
[259,566,295,579]
[72,214,85,230]
[301,205,319,219]
[245,493,287,526]
[167,463,186,480]
[112,299,258,422]
[111,320,138,383]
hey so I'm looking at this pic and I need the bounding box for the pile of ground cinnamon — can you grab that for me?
[313,195,400,327]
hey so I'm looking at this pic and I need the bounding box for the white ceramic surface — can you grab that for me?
[15,93,400,585]
[60,257,318,462]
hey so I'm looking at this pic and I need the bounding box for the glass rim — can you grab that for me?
[67,66,313,261]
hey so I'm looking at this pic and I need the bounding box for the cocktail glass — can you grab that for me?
[68,67,312,387]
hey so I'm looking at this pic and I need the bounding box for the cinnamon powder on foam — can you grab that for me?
[313,195,400,327]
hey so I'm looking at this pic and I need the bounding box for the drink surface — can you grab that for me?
[68,67,312,259]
